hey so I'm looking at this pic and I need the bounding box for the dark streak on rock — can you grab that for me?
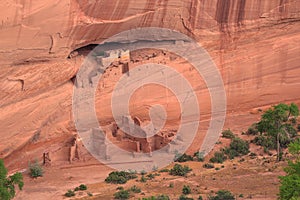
[215,0,231,31]
[237,0,246,25]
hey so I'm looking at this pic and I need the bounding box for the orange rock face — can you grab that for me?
[0,0,300,170]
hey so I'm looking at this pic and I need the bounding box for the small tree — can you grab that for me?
[0,159,24,200]
[257,103,299,161]
[279,138,300,199]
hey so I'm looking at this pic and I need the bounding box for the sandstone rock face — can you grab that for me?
[0,0,300,170]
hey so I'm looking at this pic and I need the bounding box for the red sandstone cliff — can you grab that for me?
[0,0,300,170]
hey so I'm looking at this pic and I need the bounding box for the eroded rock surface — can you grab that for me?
[0,0,300,171]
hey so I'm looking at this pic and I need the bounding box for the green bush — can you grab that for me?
[297,124,300,132]
[229,138,249,155]
[79,184,87,190]
[208,190,235,200]
[252,135,276,149]
[193,151,204,162]
[182,185,191,195]
[114,189,130,199]
[116,186,124,190]
[223,147,239,159]
[29,160,43,178]
[203,163,215,169]
[224,137,250,159]
[209,151,227,163]
[198,196,203,200]
[179,195,194,200]
[140,170,147,175]
[65,190,75,197]
[279,139,300,199]
[222,129,235,139]
[169,164,192,176]
[156,195,170,200]
[147,173,155,180]
[142,195,170,200]
[175,154,194,162]
[130,185,141,193]
[246,123,259,135]
[140,175,147,182]
[105,171,137,184]
[159,169,169,173]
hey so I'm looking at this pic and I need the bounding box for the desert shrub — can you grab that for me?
[130,185,141,193]
[156,195,170,200]
[203,163,215,169]
[252,135,276,149]
[116,186,124,190]
[146,173,160,180]
[147,173,155,180]
[105,171,137,184]
[159,169,169,173]
[65,190,75,197]
[140,170,147,175]
[182,185,191,195]
[222,129,235,139]
[29,160,43,178]
[209,151,227,163]
[198,196,203,200]
[152,165,158,171]
[194,151,204,162]
[142,195,170,200]
[169,183,174,188]
[79,184,87,190]
[140,175,147,182]
[114,189,130,199]
[223,147,239,159]
[169,164,192,176]
[224,137,250,159]
[297,124,300,132]
[249,152,257,157]
[175,153,194,162]
[246,123,259,135]
[208,190,235,200]
[179,195,194,200]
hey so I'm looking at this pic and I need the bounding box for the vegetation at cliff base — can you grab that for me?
[279,138,300,200]
[0,159,24,200]
[253,103,299,161]
[105,171,138,184]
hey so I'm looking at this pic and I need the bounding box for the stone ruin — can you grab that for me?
[43,151,51,166]
[75,49,130,88]
[90,116,174,160]
[69,134,82,163]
